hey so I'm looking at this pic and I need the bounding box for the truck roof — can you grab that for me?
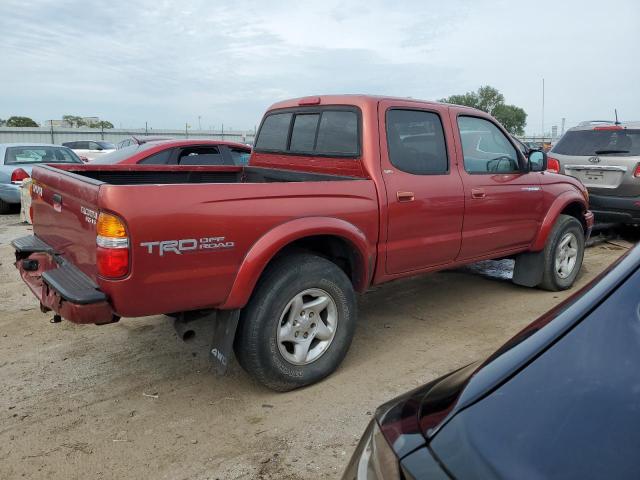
[267,94,483,114]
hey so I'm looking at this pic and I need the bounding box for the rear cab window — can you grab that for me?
[254,107,360,158]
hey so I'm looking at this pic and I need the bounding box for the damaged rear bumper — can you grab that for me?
[12,235,118,325]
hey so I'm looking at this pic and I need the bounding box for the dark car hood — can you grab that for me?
[376,245,640,460]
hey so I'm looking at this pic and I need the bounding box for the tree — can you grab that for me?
[62,115,86,127]
[0,118,6,127]
[440,85,527,135]
[88,120,114,129]
[6,116,39,127]
[492,104,527,136]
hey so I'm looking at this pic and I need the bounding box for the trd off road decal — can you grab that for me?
[140,237,234,256]
[81,206,98,225]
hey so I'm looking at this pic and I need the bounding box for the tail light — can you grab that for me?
[594,125,623,131]
[547,156,560,173]
[11,168,30,184]
[96,212,129,278]
[634,164,640,178]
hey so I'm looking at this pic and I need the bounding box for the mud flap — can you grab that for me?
[209,309,241,376]
[512,250,545,287]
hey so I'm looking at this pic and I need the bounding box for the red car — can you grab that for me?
[92,139,252,166]
[14,95,592,391]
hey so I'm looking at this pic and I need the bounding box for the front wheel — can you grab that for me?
[234,253,357,391]
[539,214,585,291]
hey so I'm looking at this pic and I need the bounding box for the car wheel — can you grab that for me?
[539,214,585,291]
[234,253,357,391]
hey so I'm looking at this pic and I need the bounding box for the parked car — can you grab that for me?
[61,141,116,161]
[116,136,173,149]
[548,121,640,225]
[93,139,251,166]
[0,143,82,213]
[343,242,640,480]
[13,95,592,391]
[511,136,532,156]
[524,141,543,150]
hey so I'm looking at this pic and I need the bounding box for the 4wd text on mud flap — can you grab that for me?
[140,237,235,256]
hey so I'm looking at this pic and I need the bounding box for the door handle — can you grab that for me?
[471,188,486,199]
[397,191,415,202]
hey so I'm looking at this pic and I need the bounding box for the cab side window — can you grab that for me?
[386,109,448,175]
[458,116,520,173]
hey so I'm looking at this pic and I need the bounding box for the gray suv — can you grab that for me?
[549,121,640,225]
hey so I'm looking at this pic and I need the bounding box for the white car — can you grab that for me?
[61,140,116,161]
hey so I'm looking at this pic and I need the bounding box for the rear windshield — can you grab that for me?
[4,146,82,165]
[97,141,115,149]
[553,129,640,156]
[254,108,359,157]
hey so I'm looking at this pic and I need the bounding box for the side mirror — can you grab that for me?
[528,150,547,172]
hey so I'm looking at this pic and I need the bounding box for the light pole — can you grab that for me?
[541,78,545,140]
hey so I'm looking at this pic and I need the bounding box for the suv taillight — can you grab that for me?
[11,168,30,184]
[547,156,560,173]
[635,164,640,178]
[96,212,129,278]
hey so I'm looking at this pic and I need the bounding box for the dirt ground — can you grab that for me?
[0,212,633,480]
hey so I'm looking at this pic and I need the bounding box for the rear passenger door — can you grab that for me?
[380,101,465,274]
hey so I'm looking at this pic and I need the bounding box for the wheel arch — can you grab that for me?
[219,217,374,310]
[531,192,588,251]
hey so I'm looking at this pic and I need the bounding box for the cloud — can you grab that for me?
[0,0,638,133]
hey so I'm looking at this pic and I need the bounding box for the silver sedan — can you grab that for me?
[0,143,82,213]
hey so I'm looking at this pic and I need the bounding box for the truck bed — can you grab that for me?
[29,163,378,319]
[57,164,360,185]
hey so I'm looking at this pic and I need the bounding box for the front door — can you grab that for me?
[452,113,543,260]
[380,101,465,274]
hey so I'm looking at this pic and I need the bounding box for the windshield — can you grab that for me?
[4,146,82,165]
[552,129,640,156]
[97,141,116,149]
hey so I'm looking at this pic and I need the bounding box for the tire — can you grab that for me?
[0,199,12,214]
[539,214,585,291]
[234,253,357,391]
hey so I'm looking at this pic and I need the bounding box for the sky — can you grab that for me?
[1,0,638,135]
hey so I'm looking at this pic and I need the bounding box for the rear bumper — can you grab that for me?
[12,235,117,325]
[589,193,640,224]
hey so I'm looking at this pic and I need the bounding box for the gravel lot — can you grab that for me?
[0,213,632,479]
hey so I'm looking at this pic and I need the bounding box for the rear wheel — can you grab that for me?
[234,253,357,391]
[539,214,585,291]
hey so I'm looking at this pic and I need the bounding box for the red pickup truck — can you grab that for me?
[13,95,593,391]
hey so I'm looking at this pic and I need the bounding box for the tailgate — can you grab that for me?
[31,165,101,279]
